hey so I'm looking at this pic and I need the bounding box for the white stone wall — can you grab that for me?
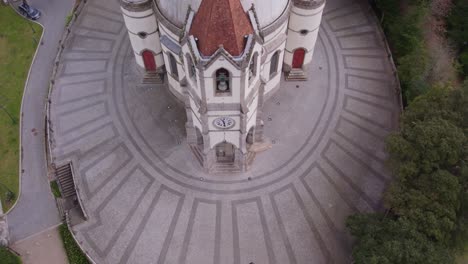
[284,2,325,68]
[121,7,164,69]
[262,44,286,95]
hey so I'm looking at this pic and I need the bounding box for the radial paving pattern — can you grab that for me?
[49,0,401,263]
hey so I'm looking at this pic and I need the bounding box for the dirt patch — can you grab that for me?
[424,0,459,85]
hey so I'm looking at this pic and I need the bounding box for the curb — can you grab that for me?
[43,1,98,263]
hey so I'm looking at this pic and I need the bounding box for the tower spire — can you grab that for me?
[189,0,254,56]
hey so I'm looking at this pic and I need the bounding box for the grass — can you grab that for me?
[50,180,61,198]
[0,246,21,264]
[65,12,73,26]
[58,224,89,264]
[0,6,42,211]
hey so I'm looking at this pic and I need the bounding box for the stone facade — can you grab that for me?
[120,0,326,172]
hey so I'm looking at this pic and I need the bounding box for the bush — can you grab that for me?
[0,247,21,264]
[397,47,431,101]
[50,181,61,198]
[375,0,431,103]
[347,214,453,264]
[459,51,468,77]
[347,86,468,263]
[58,225,89,264]
[447,0,468,79]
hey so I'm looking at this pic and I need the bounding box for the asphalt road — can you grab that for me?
[7,0,74,243]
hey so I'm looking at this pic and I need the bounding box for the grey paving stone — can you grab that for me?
[49,0,401,262]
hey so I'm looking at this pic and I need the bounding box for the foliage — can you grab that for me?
[347,86,468,263]
[386,118,465,178]
[447,0,468,78]
[50,181,61,198]
[347,214,453,264]
[459,51,468,77]
[0,6,42,211]
[65,12,73,26]
[59,225,89,264]
[386,170,461,243]
[375,0,431,102]
[0,247,21,264]
[397,47,431,101]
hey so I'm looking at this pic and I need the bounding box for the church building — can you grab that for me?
[119,0,326,172]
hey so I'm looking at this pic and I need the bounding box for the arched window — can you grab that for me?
[137,32,148,39]
[186,55,196,78]
[249,53,258,81]
[269,51,280,77]
[169,53,178,78]
[215,68,230,95]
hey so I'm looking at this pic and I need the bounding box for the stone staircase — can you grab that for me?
[209,162,242,174]
[286,69,307,81]
[55,163,76,198]
[142,72,164,84]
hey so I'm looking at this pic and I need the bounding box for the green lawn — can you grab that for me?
[0,246,21,264]
[0,6,42,211]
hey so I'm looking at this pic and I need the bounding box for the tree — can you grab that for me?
[386,170,461,243]
[386,118,465,178]
[400,86,463,127]
[347,214,453,264]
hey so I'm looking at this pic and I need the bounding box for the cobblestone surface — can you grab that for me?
[49,0,401,263]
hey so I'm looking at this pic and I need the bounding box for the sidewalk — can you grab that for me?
[11,225,68,264]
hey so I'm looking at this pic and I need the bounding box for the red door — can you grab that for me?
[142,50,156,72]
[292,48,305,69]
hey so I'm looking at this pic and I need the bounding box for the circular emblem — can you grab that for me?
[213,116,235,129]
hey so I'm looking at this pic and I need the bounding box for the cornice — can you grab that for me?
[292,0,326,10]
[120,0,152,12]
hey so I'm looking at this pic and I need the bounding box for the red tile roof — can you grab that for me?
[189,0,254,57]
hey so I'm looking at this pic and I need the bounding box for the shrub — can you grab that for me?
[447,0,468,79]
[59,225,89,264]
[347,86,468,263]
[50,180,61,198]
[347,214,453,264]
[459,51,468,77]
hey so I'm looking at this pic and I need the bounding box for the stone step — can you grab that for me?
[142,72,164,84]
[209,162,242,174]
[286,69,307,81]
[55,163,77,198]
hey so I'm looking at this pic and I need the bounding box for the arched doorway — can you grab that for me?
[292,48,306,69]
[215,142,235,163]
[142,50,156,72]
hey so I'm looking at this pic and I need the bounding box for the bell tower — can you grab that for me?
[284,0,326,81]
[120,0,164,80]
[181,0,261,173]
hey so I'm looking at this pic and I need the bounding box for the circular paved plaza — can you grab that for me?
[49,0,401,263]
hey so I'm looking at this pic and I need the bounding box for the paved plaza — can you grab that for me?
[49,0,401,262]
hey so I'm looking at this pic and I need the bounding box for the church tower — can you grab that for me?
[181,0,262,172]
[120,0,164,78]
[284,0,326,80]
